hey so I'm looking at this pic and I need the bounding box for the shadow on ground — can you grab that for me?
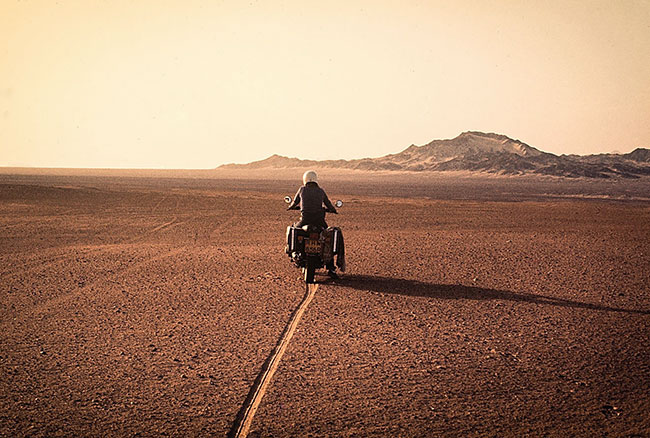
[326,274,649,315]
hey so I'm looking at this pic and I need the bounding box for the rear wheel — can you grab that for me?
[304,258,316,284]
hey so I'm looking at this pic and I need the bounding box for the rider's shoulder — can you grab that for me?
[304,182,320,190]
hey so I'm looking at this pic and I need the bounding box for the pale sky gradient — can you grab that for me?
[1,0,649,168]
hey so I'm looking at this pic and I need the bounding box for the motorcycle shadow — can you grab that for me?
[328,274,649,316]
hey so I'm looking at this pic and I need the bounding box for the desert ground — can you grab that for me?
[1,169,649,437]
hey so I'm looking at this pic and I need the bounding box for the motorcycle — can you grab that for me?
[284,196,344,284]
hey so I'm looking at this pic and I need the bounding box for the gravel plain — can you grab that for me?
[1,171,649,437]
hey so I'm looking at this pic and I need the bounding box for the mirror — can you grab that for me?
[335,200,343,208]
[284,196,292,204]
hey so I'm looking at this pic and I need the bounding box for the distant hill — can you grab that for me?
[220,131,650,178]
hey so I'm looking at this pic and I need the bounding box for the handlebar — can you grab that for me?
[284,196,342,213]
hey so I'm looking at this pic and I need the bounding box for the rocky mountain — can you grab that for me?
[221,132,650,178]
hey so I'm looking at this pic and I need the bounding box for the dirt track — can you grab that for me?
[1,172,649,437]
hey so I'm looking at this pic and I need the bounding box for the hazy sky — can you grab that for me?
[1,0,649,168]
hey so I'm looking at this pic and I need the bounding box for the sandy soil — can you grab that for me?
[1,172,649,437]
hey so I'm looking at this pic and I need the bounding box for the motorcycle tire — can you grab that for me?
[304,258,316,284]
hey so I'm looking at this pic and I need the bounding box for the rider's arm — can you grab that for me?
[287,188,301,210]
[322,190,337,213]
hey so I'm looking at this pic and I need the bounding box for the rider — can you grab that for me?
[286,170,337,228]
[287,170,339,278]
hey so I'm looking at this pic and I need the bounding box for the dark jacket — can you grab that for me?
[287,182,336,214]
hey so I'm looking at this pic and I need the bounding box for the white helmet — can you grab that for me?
[303,170,318,185]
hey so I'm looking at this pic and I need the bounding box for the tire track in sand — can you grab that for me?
[228,283,319,438]
[127,197,181,243]
[149,217,178,233]
[0,246,109,279]
[31,247,188,314]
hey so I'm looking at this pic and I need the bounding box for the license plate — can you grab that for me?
[305,238,320,254]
